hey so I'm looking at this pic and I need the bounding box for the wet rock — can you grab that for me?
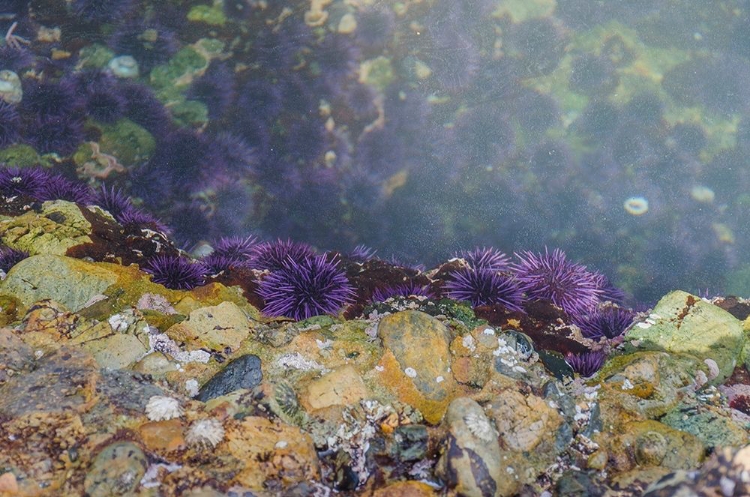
[603,420,705,473]
[225,415,320,489]
[0,346,99,418]
[84,441,149,497]
[372,480,439,496]
[660,401,749,448]
[0,254,117,312]
[0,328,34,385]
[450,325,505,387]
[596,351,704,424]
[625,290,744,384]
[197,354,263,402]
[644,445,750,496]
[485,388,563,452]
[139,419,187,453]
[376,310,457,424]
[132,351,181,377]
[81,332,149,369]
[436,397,509,497]
[392,424,429,462]
[166,301,252,352]
[302,364,368,411]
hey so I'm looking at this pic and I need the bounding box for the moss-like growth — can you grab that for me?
[150,47,208,90]
[98,119,156,165]
[187,5,226,26]
[0,144,43,168]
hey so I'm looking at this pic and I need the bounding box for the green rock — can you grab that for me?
[0,255,118,312]
[0,144,42,168]
[84,441,148,497]
[624,290,744,384]
[0,200,93,255]
[77,44,115,69]
[97,119,156,164]
[150,47,208,90]
[171,99,209,127]
[187,4,227,26]
[82,333,149,370]
[661,401,749,449]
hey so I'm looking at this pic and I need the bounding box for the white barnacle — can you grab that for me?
[186,418,225,449]
[145,395,183,421]
[464,412,496,442]
[404,367,417,378]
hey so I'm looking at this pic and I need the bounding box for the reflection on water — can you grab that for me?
[1,0,750,301]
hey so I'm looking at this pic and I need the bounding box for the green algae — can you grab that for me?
[98,119,156,165]
[0,144,43,168]
[77,44,115,70]
[187,4,226,26]
[150,47,208,90]
[170,100,209,127]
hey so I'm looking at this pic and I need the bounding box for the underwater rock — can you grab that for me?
[196,353,263,401]
[436,397,509,497]
[625,290,744,384]
[302,364,368,411]
[375,310,457,424]
[165,301,252,353]
[84,441,149,497]
[0,254,117,313]
[0,70,22,104]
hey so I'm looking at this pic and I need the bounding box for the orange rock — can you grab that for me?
[0,472,19,493]
[303,364,368,411]
[139,419,186,452]
[371,480,438,496]
[226,416,319,489]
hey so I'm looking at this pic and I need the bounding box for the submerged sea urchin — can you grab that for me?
[258,254,354,320]
[444,267,524,312]
[143,255,207,290]
[514,248,601,316]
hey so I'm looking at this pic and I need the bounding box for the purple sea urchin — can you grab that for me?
[573,306,635,340]
[38,173,94,204]
[0,166,48,199]
[444,268,524,312]
[251,239,316,271]
[0,246,29,273]
[258,254,354,320]
[565,351,607,377]
[0,101,21,147]
[212,235,258,261]
[71,0,136,22]
[456,247,512,272]
[25,116,84,155]
[348,244,377,262]
[513,248,601,316]
[143,255,207,290]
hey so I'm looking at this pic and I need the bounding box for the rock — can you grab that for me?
[0,200,94,255]
[0,346,99,418]
[139,419,187,453]
[166,301,252,352]
[81,333,149,369]
[132,351,181,377]
[83,441,149,497]
[0,328,34,384]
[485,388,563,452]
[197,354,263,402]
[0,255,117,312]
[303,364,368,411]
[604,420,705,473]
[644,445,750,496]
[376,310,457,424]
[436,397,510,497]
[225,416,320,489]
[625,290,744,384]
[596,351,704,423]
[660,401,749,448]
[372,480,438,496]
[391,424,429,462]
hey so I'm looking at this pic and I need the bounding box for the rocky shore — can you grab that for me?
[1,199,750,496]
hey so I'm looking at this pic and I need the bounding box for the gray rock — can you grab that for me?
[197,354,263,401]
[83,441,148,497]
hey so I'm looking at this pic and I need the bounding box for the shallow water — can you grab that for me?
[1,0,749,303]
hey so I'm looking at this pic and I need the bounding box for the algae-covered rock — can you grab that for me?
[596,351,703,423]
[81,333,149,370]
[661,401,749,449]
[0,255,117,312]
[302,364,368,411]
[97,119,156,164]
[624,290,743,384]
[0,200,94,255]
[376,310,457,424]
[165,301,252,352]
[84,441,148,497]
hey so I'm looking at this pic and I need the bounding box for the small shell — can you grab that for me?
[145,395,183,421]
[0,70,22,105]
[186,418,225,448]
[108,55,139,79]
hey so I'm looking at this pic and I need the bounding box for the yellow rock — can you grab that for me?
[304,364,368,411]
[226,416,319,489]
[139,419,186,453]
